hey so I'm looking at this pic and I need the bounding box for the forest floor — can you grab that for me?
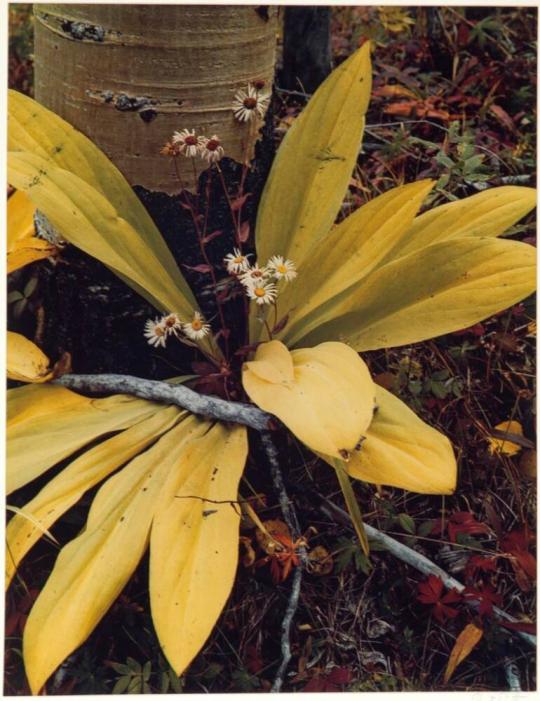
[6,5,537,694]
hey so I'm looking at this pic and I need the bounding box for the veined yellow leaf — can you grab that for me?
[255,42,372,269]
[7,331,53,384]
[345,386,456,494]
[8,90,187,291]
[7,386,162,494]
[277,180,434,341]
[7,189,35,249]
[243,341,376,458]
[289,237,536,351]
[393,186,537,260]
[6,407,185,589]
[8,151,196,321]
[23,416,209,694]
[7,383,86,430]
[150,422,248,676]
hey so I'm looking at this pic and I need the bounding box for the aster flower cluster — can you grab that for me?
[161,130,225,164]
[224,249,297,305]
[144,311,210,348]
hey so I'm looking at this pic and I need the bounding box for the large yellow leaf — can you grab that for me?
[6,406,184,589]
[286,237,536,351]
[274,180,434,341]
[7,383,86,430]
[243,340,376,458]
[8,89,187,290]
[345,386,456,494]
[393,186,537,260]
[8,151,196,320]
[150,422,248,675]
[7,190,35,249]
[255,42,372,269]
[7,331,53,383]
[23,416,209,694]
[7,385,161,494]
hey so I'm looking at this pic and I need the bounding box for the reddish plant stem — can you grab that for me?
[173,157,230,361]
[216,164,241,248]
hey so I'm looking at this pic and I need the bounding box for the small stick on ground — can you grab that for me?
[260,432,308,693]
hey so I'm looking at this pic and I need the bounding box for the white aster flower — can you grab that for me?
[224,248,251,274]
[198,134,225,163]
[246,280,278,305]
[267,255,297,281]
[161,312,184,338]
[232,84,271,123]
[183,311,211,340]
[239,264,270,286]
[144,318,168,348]
[172,128,200,158]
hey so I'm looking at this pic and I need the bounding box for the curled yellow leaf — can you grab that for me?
[243,340,376,458]
[7,331,53,384]
[488,420,524,456]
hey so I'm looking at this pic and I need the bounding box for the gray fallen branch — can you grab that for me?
[261,432,308,694]
[319,499,536,649]
[55,373,273,431]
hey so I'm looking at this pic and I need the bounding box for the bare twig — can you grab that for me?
[260,432,308,693]
[319,499,536,649]
[55,373,273,431]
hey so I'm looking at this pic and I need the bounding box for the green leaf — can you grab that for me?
[398,513,416,534]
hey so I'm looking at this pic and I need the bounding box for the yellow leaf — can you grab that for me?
[394,186,537,260]
[7,383,85,430]
[7,189,35,249]
[150,422,248,675]
[243,340,376,458]
[8,90,188,292]
[255,42,372,269]
[345,386,457,494]
[6,406,184,589]
[488,420,524,456]
[8,151,196,321]
[288,237,536,351]
[23,415,209,694]
[7,385,162,494]
[444,623,483,684]
[7,331,53,384]
[276,180,434,343]
[8,236,57,274]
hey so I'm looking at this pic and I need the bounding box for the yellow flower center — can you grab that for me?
[234,256,245,264]
[254,287,266,297]
[277,264,288,273]
[156,327,165,337]
[192,319,203,331]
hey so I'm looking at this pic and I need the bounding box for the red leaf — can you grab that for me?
[201,229,223,244]
[230,193,251,212]
[498,620,537,635]
[238,220,250,243]
[327,667,352,685]
[463,584,502,618]
[417,575,462,622]
[183,263,213,274]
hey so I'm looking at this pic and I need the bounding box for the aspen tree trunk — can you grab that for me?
[33,4,278,192]
[31,5,278,377]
